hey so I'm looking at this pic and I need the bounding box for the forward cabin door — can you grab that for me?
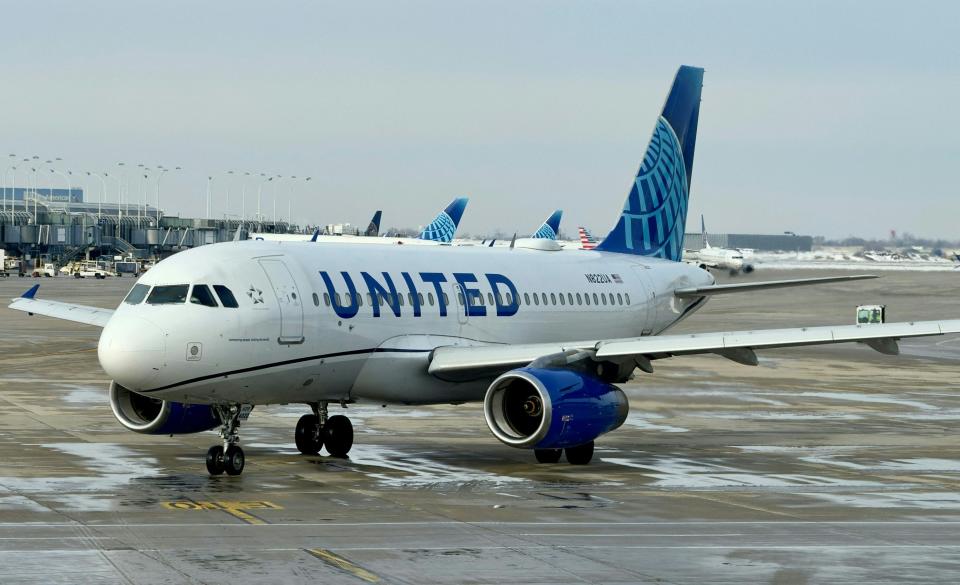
[258,258,305,344]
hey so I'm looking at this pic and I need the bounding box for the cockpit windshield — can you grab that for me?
[190,285,219,307]
[123,284,150,305]
[147,285,189,305]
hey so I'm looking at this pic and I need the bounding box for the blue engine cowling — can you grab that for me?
[483,367,629,449]
[109,381,220,435]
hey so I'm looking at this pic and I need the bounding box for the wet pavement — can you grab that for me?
[1,270,959,584]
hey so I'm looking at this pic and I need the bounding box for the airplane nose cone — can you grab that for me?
[98,316,166,391]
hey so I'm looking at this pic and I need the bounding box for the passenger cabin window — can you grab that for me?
[190,285,218,307]
[312,293,320,307]
[124,283,150,305]
[147,285,189,305]
[213,285,240,308]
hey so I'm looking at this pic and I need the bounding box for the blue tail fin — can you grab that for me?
[418,197,469,242]
[595,65,704,260]
[366,210,382,237]
[532,209,563,239]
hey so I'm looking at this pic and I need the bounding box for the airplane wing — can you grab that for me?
[675,275,876,297]
[7,285,114,328]
[428,319,960,382]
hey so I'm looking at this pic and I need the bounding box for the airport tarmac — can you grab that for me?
[1,269,959,584]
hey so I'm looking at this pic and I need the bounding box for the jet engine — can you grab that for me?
[109,382,220,435]
[483,367,628,450]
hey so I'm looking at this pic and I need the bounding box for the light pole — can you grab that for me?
[784,230,799,258]
[86,171,107,222]
[206,176,214,218]
[224,170,235,224]
[156,166,178,225]
[240,171,251,223]
[49,168,72,203]
[3,153,16,213]
[256,174,272,223]
[272,175,284,225]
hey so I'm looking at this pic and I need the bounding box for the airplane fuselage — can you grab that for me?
[98,240,713,406]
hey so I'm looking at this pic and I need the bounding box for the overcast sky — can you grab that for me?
[1,1,958,239]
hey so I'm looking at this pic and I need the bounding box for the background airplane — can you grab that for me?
[686,215,754,275]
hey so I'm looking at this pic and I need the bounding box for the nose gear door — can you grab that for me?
[258,258,305,344]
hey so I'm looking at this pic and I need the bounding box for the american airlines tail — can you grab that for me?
[701,214,711,249]
[595,65,703,260]
[578,227,598,249]
[532,209,563,240]
[418,197,469,243]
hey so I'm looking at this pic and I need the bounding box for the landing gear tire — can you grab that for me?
[224,445,245,476]
[323,415,354,458]
[206,445,225,475]
[295,414,322,454]
[534,448,563,463]
[565,441,594,465]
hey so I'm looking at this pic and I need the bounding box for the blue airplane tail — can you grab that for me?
[595,65,704,260]
[532,209,563,240]
[366,210,382,237]
[418,197,468,243]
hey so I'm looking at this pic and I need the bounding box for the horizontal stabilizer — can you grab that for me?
[675,275,877,297]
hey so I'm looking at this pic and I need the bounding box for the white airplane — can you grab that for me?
[10,66,960,477]
[251,198,468,246]
[478,209,563,247]
[687,215,753,275]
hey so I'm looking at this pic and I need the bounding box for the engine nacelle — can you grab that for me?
[109,381,220,435]
[483,367,629,449]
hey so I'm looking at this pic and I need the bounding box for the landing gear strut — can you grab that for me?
[295,402,354,458]
[206,404,250,476]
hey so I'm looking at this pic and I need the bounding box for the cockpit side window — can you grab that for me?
[146,285,189,305]
[190,285,219,307]
[124,283,150,305]
[213,285,239,308]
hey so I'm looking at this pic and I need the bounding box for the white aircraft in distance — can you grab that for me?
[479,210,563,247]
[252,198,468,244]
[686,215,754,275]
[11,66,960,476]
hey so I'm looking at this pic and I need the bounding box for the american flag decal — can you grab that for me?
[611,274,623,284]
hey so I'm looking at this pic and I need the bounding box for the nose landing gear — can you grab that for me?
[206,404,251,476]
[295,402,354,458]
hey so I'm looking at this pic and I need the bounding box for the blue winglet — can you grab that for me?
[310,228,320,242]
[22,284,39,299]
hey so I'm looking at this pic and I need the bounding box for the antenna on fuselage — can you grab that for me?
[509,232,517,250]
[310,228,320,242]
[233,222,243,242]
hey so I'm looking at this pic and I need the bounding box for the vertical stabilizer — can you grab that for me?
[532,210,563,240]
[366,210,383,237]
[595,65,704,260]
[418,197,469,243]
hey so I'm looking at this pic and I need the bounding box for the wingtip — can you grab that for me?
[21,284,39,299]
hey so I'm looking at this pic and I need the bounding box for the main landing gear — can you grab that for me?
[295,402,354,458]
[534,441,595,465]
[206,404,250,476]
